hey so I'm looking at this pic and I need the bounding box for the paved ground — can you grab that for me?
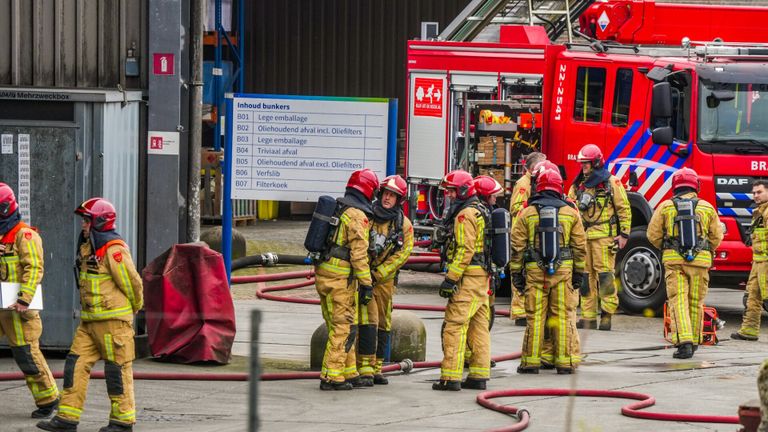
[1,220,766,432]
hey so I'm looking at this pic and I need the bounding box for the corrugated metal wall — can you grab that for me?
[0,0,147,89]
[101,101,140,250]
[245,0,468,127]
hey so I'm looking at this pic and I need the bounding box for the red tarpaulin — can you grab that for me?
[142,243,235,364]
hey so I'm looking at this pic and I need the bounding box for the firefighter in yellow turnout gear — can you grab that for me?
[509,152,546,326]
[38,198,143,432]
[569,144,631,331]
[361,175,413,385]
[314,169,378,390]
[732,179,768,342]
[647,168,723,359]
[511,166,587,374]
[0,183,59,418]
[433,170,491,391]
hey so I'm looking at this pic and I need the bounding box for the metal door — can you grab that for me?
[0,124,79,349]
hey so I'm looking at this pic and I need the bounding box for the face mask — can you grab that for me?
[369,229,388,255]
[577,192,594,211]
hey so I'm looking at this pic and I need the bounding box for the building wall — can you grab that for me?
[0,0,148,89]
[245,0,469,127]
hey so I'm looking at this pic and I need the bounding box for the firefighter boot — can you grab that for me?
[357,375,374,387]
[599,314,612,331]
[36,417,78,432]
[576,319,597,329]
[432,380,461,391]
[732,332,758,341]
[31,398,59,419]
[517,365,539,374]
[461,378,487,390]
[319,380,354,391]
[373,374,388,385]
[673,342,694,359]
[97,421,133,432]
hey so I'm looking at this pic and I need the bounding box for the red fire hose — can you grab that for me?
[0,255,743,430]
[477,388,740,431]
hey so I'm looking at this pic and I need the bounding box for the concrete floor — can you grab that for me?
[1,220,765,432]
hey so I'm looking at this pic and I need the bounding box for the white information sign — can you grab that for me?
[147,131,180,155]
[17,134,31,222]
[1,134,13,154]
[230,96,389,201]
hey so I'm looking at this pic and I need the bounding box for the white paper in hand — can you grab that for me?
[1,282,43,310]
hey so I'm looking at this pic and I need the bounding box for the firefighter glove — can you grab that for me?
[439,278,458,298]
[359,285,374,305]
[578,273,591,297]
[572,272,585,291]
[512,272,525,294]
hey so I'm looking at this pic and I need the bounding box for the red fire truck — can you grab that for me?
[404,0,768,313]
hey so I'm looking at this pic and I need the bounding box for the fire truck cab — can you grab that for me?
[405,22,768,313]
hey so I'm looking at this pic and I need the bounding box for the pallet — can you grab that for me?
[233,216,257,227]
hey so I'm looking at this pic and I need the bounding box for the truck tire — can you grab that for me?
[616,226,667,315]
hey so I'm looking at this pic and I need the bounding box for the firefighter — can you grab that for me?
[569,144,631,331]
[363,174,414,385]
[433,170,491,391]
[38,198,143,432]
[509,152,547,326]
[474,174,503,318]
[732,179,768,341]
[0,184,59,418]
[510,166,587,374]
[647,168,723,359]
[314,169,378,390]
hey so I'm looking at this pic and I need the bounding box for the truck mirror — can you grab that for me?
[652,126,674,146]
[652,82,673,119]
[629,171,638,187]
[706,90,735,108]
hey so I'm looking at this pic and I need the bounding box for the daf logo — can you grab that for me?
[716,178,749,186]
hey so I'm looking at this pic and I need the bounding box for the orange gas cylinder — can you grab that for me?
[416,185,428,215]
[663,303,723,346]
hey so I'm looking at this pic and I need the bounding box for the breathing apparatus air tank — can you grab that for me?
[304,195,339,254]
[491,208,511,268]
[538,206,560,275]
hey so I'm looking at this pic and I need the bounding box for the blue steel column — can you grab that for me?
[387,99,399,176]
[214,0,223,150]
[238,0,245,92]
[223,95,234,282]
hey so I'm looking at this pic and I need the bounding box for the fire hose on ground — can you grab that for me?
[0,252,742,430]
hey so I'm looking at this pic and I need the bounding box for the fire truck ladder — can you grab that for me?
[440,0,595,42]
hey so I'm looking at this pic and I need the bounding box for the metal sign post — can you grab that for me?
[223,93,234,282]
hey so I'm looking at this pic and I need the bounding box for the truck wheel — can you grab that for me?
[616,226,666,315]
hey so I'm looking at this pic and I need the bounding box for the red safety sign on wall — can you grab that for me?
[153,53,175,75]
[413,78,444,117]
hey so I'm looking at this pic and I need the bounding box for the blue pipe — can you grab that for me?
[223,95,234,283]
[213,0,222,151]
[386,99,398,176]
[238,0,245,92]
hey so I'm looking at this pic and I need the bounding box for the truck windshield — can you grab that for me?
[698,79,768,152]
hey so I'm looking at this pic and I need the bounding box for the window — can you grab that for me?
[670,72,692,142]
[573,67,606,122]
[611,68,633,126]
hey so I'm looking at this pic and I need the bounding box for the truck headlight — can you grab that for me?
[719,222,727,235]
